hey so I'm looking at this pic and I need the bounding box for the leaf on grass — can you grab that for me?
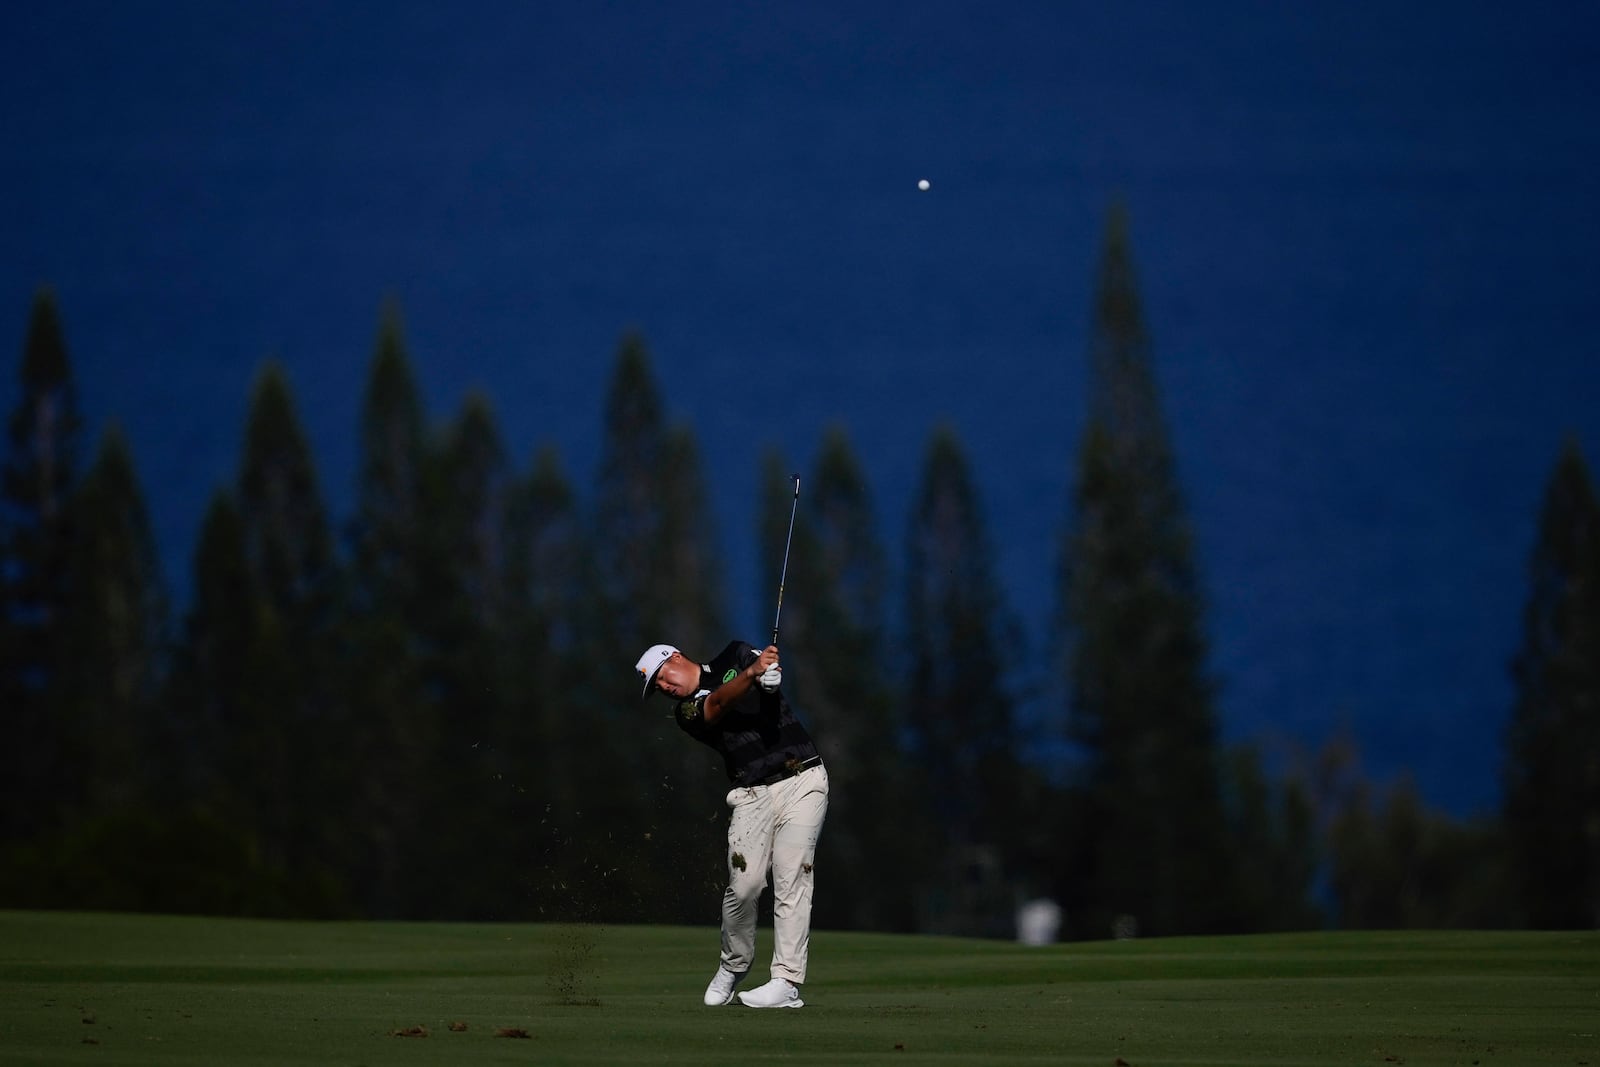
[390,1025,429,1038]
[448,1021,468,1032]
[495,1027,532,1039]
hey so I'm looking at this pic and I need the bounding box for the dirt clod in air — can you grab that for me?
[548,925,600,1006]
[731,852,747,871]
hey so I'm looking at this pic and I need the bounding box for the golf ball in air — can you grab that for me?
[917,178,930,191]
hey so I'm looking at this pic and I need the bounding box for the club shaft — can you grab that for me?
[772,475,800,644]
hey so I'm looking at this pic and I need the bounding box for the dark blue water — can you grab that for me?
[4,0,1597,815]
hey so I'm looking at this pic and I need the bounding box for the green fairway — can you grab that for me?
[1,911,1594,1065]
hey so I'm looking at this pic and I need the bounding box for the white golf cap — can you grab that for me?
[635,643,679,699]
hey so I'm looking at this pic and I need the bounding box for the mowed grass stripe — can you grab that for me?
[2,911,1594,1066]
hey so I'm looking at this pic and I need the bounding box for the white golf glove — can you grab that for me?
[758,664,782,692]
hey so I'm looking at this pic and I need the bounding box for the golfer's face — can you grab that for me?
[654,653,699,699]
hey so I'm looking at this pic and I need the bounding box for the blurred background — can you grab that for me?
[2,1,1596,936]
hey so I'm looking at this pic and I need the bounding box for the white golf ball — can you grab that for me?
[917,178,930,191]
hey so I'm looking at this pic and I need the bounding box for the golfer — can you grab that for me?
[635,640,829,1009]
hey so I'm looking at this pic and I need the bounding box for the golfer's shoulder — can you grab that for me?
[712,639,756,670]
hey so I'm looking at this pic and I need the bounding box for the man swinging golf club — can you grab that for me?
[633,476,828,1009]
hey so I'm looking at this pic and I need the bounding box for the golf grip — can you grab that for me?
[772,475,800,644]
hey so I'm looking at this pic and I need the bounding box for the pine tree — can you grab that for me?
[238,362,336,621]
[1503,436,1600,928]
[507,445,589,659]
[53,424,171,819]
[437,394,508,624]
[641,430,728,924]
[590,334,728,922]
[903,424,1020,936]
[169,490,259,813]
[348,301,429,618]
[1,287,86,841]
[414,391,517,919]
[759,429,920,931]
[231,360,349,913]
[1056,203,1234,937]
[594,332,672,658]
[501,444,596,919]
[162,487,322,917]
[1220,744,1321,931]
[342,303,436,917]
[656,426,728,655]
[1328,770,1509,929]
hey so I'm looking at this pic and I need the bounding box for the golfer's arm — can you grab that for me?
[702,662,761,724]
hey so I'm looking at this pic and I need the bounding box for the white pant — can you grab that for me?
[719,763,829,984]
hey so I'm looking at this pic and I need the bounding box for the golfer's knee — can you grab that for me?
[728,868,764,903]
[771,858,814,897]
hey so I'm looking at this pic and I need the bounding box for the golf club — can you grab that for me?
[771,474,800,644]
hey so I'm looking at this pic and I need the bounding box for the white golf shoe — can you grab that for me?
[737,977,804,1009]
[703,965,746,1006]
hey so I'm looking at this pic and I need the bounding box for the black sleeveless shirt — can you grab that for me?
[674,640,820,786]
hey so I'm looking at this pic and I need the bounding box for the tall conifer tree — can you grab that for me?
[349,302,428,616]
[238,363,336,620]
[904,424,1020,936]
[501,444,594,919]
[1503,437,1600,928]
[591,334,727,922]
[1056,203,1232,937]
[54,424,170,817]
[169,490,258,814]
[416,392,516,918]
[759,430,918,930]
[507,445,588,660]
[231,360,348,911]
[343,304,436,916]
[1,288,86,840]
[433,393,509,629]
[594,332,671,661]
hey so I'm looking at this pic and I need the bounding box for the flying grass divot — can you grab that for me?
[547,923,602,1006]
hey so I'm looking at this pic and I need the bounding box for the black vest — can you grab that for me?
[674,640,820,785]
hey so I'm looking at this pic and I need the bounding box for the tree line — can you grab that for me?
[3,206,1596,935]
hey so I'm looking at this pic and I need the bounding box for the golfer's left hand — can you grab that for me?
[759,663,782,691]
